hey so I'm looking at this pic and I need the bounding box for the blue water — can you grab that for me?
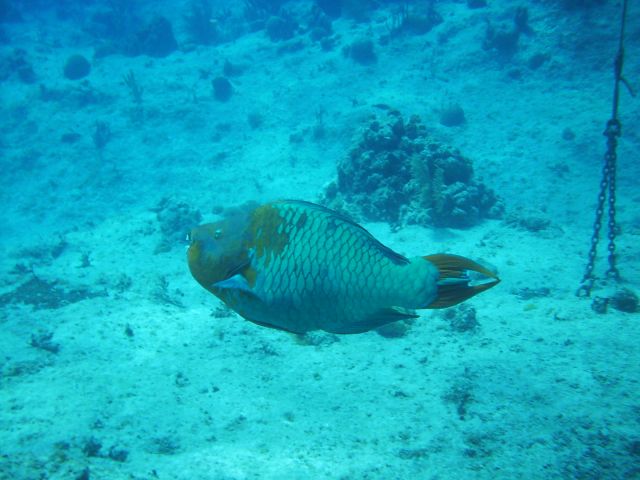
[1,0,639,478]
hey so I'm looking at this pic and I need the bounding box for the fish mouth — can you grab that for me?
[186,240,199,263]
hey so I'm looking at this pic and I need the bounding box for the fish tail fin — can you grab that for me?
[423,254,500,309]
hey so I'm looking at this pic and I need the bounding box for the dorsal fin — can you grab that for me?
[274,200,410,266]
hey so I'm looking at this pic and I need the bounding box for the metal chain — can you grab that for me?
[576,0,627,298]
[576,150,609,297]
[577,120,620,297]
[605,120,620,280]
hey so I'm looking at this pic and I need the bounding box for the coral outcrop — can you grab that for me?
[323,110,503,228]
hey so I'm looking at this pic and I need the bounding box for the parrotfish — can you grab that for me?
[187,200,499,334]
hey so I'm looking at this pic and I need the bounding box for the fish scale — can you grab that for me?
[187,200,500,334]
[264,203,389,328]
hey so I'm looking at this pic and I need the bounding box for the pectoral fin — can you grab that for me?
[212,274,254,294]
